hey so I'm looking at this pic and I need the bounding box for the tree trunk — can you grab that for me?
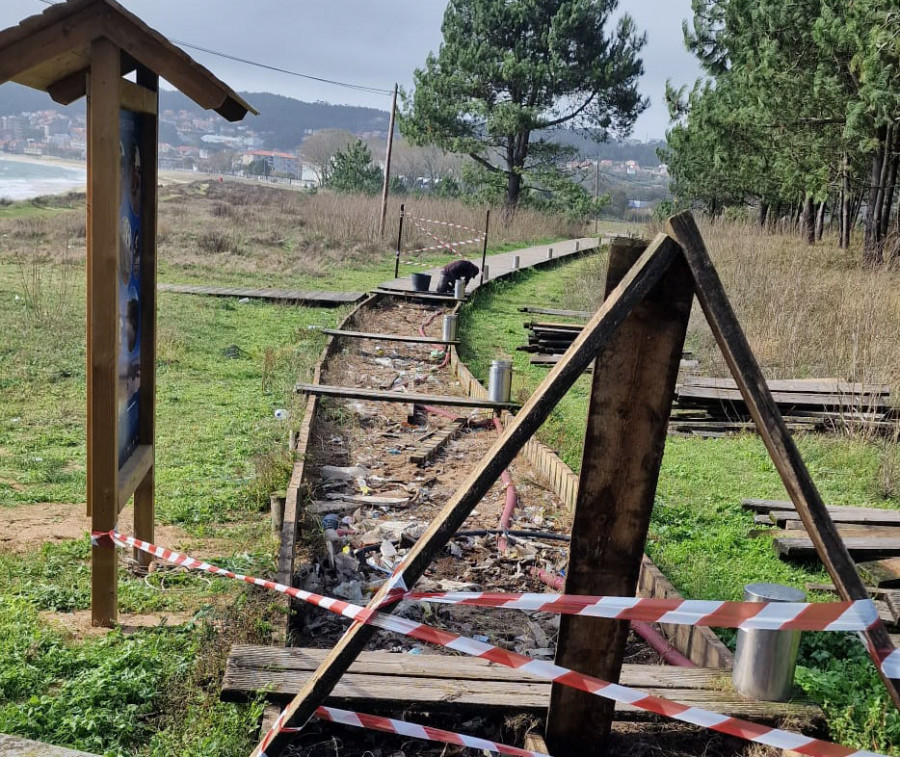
[758,202,769,229]
[864,125,888,266]
[506,169,522,207]
[879,131,899,239]
[801,194,815,245]
[816,200,826,241]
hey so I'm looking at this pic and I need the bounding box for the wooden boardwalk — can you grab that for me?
[378,237,601,295]
[158,284,365,306]
[0,734,99,756]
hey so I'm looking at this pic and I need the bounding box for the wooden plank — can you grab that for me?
[677,384,889,410]
[249,234,684,757]
[857,558,900,588]
[666,211,900,709]
[116,444,153,512]
[683,376,889,397]
[294,383,518,410]
[524,734,550,754]
[88,37,121,628]
[768,510,900,527]
[520,307,592,319]
[547,237,694,756]
[223,647,821,724]
[409,420,465,465]
[322,328,458,345]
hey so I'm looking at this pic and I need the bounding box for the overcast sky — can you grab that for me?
[0,0,702,140]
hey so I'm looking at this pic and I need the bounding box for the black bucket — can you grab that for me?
[410,272,432,292]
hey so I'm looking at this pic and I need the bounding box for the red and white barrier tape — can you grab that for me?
[406,591,880,632]
[404,214,483,235]
[276,706,548,757]
[406,236,485,256]
[95,529,894,757]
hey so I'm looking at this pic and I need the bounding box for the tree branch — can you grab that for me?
[469,153,505,174]
[537,93,597,130]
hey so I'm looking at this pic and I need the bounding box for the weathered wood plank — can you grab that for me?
[775,536,900,560]
[519,307,592,319]
[548,238,694,756]
[322,328,458,345]
[857,558,900,588]
[157,283,364,306]
[251,234,683,757]
[666,211,900,711]
[678,385,889,410]
[683,376,889,396]
[223,646,821,724]
[409,420,465,465]
[295,384,519,410]
[768,510,900,527]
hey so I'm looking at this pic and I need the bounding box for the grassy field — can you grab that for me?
[458,225,900,754]
[0,185,575,755]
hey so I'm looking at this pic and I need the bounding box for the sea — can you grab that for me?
[0,157,86,201]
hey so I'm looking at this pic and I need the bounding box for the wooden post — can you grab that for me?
[393,203,405,278]
[133,65,158,569]
[250,236,682,757]
[379,83,398,237]
[545,237,694,755]
[666,211,900,711]
[88,38,122,627]
[480,209,490,285]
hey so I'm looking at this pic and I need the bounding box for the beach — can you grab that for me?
[0,153,86,201]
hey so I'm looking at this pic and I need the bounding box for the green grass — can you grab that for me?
[458,251,900,754]
[0,258,337,755]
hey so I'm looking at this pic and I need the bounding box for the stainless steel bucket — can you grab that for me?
[442,314,458,343]
[454,279,466,299]
[488,359,513,404]
[732,583,806,701]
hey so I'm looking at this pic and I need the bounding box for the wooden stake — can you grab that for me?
[546,238,694,755]
[250,235,682,757]
[666,210,900,711]
[379,83,398,238]
[88,38,122,627]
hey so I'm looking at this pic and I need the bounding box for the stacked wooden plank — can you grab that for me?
[672,377,894,437]
[743,498,900,598]
[519,321,584,355]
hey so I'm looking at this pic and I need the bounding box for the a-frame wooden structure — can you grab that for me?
[0,0,256,627]
[252,213,900,757]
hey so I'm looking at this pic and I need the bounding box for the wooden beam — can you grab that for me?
[116,444,153,512]
[546,238,694,756]
[119,78,157,115]
[322,328,458,345]
[250,234,682,757]
[88,37,121,628]
[294,384,517,410]
[409,420,466,465]
[666,211,900,711]
[46,67,88,104]
[775,537,900,561]
[857,558,900,588]
[132,64,158,569]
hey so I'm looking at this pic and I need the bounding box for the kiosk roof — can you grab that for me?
[0,0,256,121]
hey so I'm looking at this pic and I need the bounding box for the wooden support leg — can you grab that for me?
[545,238,694,755]
[249,235,683,757]
[88,39,122,627]
[666,211,900,711]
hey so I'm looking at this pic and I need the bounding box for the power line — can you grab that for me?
[30,0,393,97]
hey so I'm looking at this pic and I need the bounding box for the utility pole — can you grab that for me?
[379,83,399,237]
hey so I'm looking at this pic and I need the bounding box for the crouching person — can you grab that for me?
[436,259,479,294]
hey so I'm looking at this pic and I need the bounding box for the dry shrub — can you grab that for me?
[687,219,900,402]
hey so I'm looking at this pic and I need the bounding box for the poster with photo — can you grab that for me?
[118,109,142,468]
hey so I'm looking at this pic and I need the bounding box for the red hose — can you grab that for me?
[530,568,697,668]
[493,416,518,551]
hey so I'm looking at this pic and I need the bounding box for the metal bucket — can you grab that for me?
[732,583,806,701]
[482,265,490,281]
[488,359,513,404]
[442,314,458,343]
[454,279,466,299]
[512,255,520,270]
[410,272,431,292]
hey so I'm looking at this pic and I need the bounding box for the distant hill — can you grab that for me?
[0,82,77,115]
[551,129,666,167]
